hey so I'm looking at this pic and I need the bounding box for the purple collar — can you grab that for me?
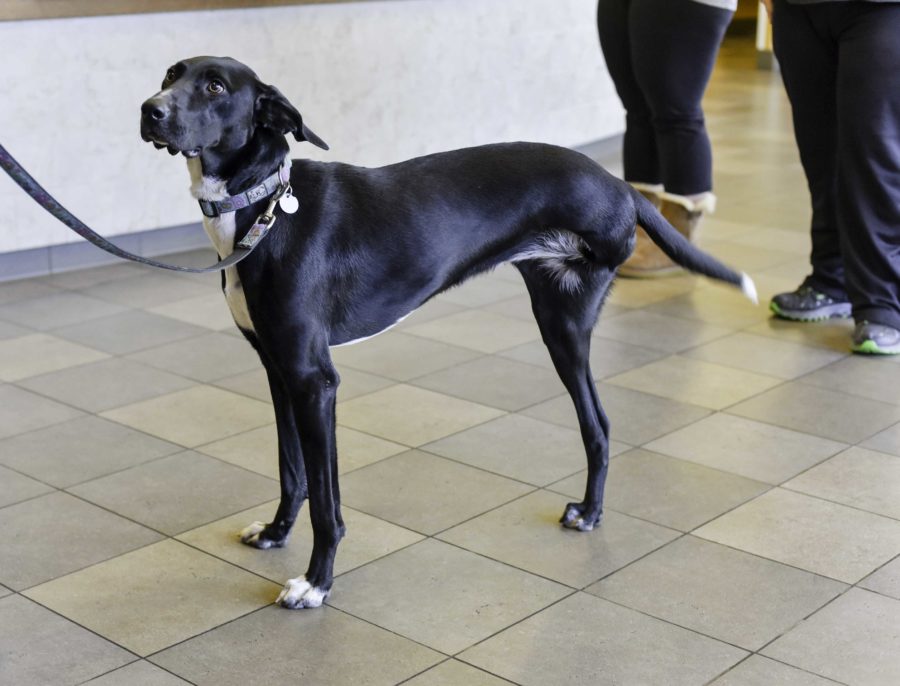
[198,164,291,218]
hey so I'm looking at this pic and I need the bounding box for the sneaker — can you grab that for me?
[851,321,900,355]
[770,285,851,321]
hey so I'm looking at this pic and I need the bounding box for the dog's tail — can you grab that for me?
[631,188,758,304]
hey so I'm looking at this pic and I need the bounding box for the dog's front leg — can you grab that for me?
[240,363,307,549]
[274,351,344,609]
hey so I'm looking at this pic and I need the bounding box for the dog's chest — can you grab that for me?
[202,214,255,333]
[188,159,255,333]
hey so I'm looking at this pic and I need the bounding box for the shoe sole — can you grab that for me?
[851,339,900,355]
[769,301,852,322]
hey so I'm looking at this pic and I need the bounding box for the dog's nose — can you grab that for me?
[141,98,170,122]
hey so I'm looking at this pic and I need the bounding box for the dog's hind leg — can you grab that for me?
[517,260,615,532]
[240,361,307,549]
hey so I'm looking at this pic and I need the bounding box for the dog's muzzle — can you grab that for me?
[140,97,200,157]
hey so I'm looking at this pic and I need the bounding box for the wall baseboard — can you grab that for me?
[0,222,212,282]
[0,136,623,283]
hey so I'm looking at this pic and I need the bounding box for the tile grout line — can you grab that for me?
[140,599,455,668]
[74,658,201,686]
[8,592,145,667]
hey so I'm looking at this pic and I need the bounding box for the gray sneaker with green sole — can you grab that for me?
[770,285,852,322]
[851,321,900,355]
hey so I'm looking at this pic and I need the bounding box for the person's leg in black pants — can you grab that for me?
[597,0,660,188]
[772,0,845,302]
[834,4,900,333]
[597,0,732,277]
[771,0,900,350]
[629,0,732,197]
[598,0,732,194]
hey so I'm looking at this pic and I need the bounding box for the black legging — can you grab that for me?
[773,0,900,329]
[597,0,733,196]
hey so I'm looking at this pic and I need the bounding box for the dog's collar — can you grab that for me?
[198,163,291,218]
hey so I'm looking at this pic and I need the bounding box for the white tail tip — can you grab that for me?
[741,273,758,305]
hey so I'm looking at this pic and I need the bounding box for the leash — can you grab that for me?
[0,142,286,273]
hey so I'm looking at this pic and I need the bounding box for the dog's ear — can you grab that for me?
[255,84,329,150]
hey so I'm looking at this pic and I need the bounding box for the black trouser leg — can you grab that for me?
[597,0,660,186]
[774,0,900,327]
[773,0,845,298]
[833,5,900,329]
[597,0,733,194]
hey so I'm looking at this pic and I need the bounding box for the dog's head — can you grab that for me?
[140,56,327,159]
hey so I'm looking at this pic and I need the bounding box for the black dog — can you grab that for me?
[140,56,755,609]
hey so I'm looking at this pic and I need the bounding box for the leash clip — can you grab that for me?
[260,212,278,230]
[236,215,275,250]
[262,182,288,223]
[235,182,287,250]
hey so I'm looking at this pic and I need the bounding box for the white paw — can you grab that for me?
[239,521,274,548]
[562,515,594,532]
[561,506,596,532]
[276,576,329,609]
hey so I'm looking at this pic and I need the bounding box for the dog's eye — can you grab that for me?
[207,80,226,95]
[163,69,176,85]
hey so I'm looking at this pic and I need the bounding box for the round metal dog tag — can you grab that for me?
[279,194,299,214]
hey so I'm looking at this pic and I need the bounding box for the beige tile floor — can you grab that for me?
[2,34,900,686]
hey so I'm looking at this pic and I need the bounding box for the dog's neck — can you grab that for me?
[186,158,228,202]
[189,130,291,199]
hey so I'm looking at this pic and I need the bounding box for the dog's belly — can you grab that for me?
[329,312,410,347]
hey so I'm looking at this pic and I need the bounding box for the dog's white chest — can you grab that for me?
[189,160,255,333]
[203,214,255,333]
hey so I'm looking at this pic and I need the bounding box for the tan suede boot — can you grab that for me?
[618,184,673,278]
[619,191,715,278]
[660,192,715,244]
[618,225,680,278]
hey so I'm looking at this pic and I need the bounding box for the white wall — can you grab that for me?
[0,0,623,254]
